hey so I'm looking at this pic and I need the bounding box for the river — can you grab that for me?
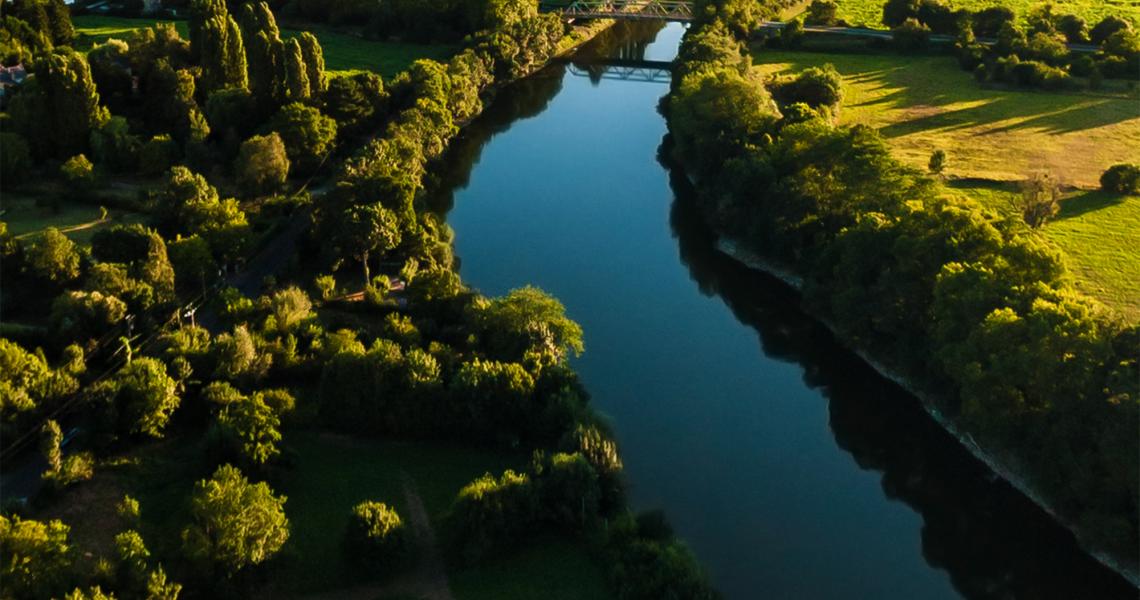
[429,21,1135,600]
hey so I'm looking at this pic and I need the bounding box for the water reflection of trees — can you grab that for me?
[661,141,1135,600]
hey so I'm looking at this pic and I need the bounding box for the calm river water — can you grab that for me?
[430,22,1134,600]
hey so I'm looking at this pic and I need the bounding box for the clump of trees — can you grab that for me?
[671,10,1140,561]
[344,501,407,571]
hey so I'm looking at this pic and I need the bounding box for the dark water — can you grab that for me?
[430,22,1135,600]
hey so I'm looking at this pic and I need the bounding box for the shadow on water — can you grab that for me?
[661,145,1136,600]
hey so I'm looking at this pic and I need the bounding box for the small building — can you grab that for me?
[0,64,28,109]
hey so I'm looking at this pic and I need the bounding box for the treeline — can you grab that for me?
[667,3,1139,563]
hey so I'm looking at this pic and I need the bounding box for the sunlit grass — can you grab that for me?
[949,182,1140,321]
[751,48,1140,187]
[829,0,1140,28]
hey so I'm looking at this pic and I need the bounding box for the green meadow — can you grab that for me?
[751,47,1140,188]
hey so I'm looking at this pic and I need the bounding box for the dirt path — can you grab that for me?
[298,475,454,600]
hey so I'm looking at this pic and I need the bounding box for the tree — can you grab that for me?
[10,48,108,159]
[90,117,141,174]
[145,566,182,600]
[1100,163,1140,195]
[41,419,63,475]
[882,0,920,27]
[268,102,337,175]
[1014,172,1061,228]
[190,0,247,92]
[333,204,401,286]
[296,32,328,97]
[344,501,407,567]
[145,60,210,146]
[479,286,585,363]
[181,464,289,576]
[804,0,838,26]
[1057,14,1090,44]
[234,133,290,196]
[0,132,32,183]
[0,515,74,599]
[268,286,313,332]
[893,18,931,53]
[1090,15,1131,46]
[26,228,80,285]
[50,290,128,341]
[217,393,282,467]
[281,37,310,102]
[61,154,96,196]
[102,357,181,438]
[928,149,947,175]
[768,64,843,110]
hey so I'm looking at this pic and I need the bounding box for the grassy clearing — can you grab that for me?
[751,47,1140,187]
[80,430,610,598]
[948,182,1140,320]
[2,194,147,246]
[72,15,455,78]
[830,0,1140,29]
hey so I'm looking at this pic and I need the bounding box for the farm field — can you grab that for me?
[829,0,1140,28]
[751,48,1140,188]
[950,182,1140,321]
[72,15,454,78]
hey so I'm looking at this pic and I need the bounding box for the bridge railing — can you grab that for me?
[546,0,695,22]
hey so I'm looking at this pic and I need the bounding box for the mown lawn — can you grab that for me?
[948,182,1140,321]
[751,48,1140,187]
[72,15,455,78]
[449,536,616,600]
[829,0,1140,28]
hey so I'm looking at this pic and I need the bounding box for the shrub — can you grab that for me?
[60,154,96,192]
[928,149,947,175]
[344,501,407,569]
[804,0,838,26]
[234,133,289,196]
[1100,164,1140,195]
[893,18,930,53]
[768,64,843,110]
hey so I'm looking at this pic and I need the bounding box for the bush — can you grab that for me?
[893,18,931,53]
[804,0,838,26]
[234,133,290,196]
[768,64,843,110]
[60,154,96,192]
[344,501,407,569]
[1100,164,1140,195]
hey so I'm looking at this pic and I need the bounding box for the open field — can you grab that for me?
[72,15,455,78]
[949,182,1140,321]
[751,48,1140,187]
[830,0,1140,28]
[3,195,147,246]
[53,430,612,598]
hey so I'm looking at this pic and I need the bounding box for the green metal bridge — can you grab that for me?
[543,0,695,22]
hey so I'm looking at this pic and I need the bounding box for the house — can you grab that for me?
[0,64,27,109]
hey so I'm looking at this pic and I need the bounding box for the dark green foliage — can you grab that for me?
[603,512,718,600]
[268,103,338,176]
[804,0,839,26]
[50,290,128,341]
[296,31,327,97]
[89,357,180,440]
[0,133,32,184]
[448,470,538,563]
[0,515,75,600]
[10,48,108,160]
[90,117,141,174]
[767,64,843,110]
[190,0,248,92]
[1100,164,1140,195]
[881,0,920,27]
[235,132,290,196]
[893,17,931,53]
[1090,15,1131,46]
[145,60,210,146]
[153,166,250,264]
[344,501,407,570]
[24,227,80,285]
[321,73,389,135]
[181,464,289,576]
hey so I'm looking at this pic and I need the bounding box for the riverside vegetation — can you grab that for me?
[0,1,715,598]
[667,0,1139,576]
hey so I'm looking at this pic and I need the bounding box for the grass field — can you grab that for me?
[2,195,147,246]
[829,0,1140,28]
[751,48,1140,187]
[72,15,455,78]
[948,182,1140,320]
[68,430,612,598]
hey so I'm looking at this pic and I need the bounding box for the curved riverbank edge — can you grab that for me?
[714,236,1140,588]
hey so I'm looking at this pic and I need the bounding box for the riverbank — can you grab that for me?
[715,236,1140,587]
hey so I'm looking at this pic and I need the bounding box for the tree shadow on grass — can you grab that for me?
[1055,190,1126,221]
